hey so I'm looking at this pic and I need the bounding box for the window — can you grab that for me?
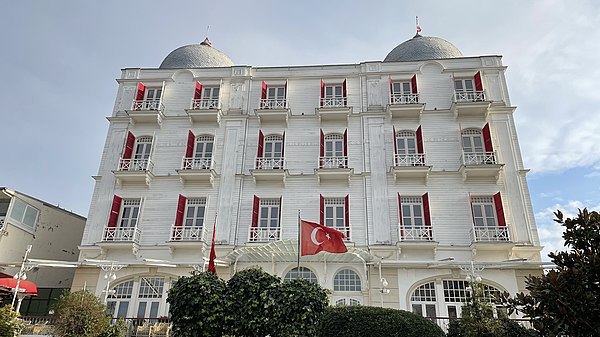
[396,130,417,155]
[184,198,206,227]
[250,196,281,241]
[8,198,39,231]
[260,81,287,109]
[284,267,318,284]
[173,195,206,241]
[454,72,484,102]
[195,135,214,159]
[120,133,153,171]
[411,282,437,318]
[389,75,418,104]
[256,132,285,169]
[192,81,220,109]
[335,298,361,306]
[462,129,484,153]
[183,131,213,169]
[320,131,348,168]
[320,79,347,107]
[134,136,153,160]
[454,78,474,92]
[321,195,350,239]
[133,82,163,110]
[107,278,167,319]
[394,127,424,166]
[398,193,432,241]
[471,196,497,227]
[333,269,361,291]
[392,81,412,95]
[461,125,496,165]
[119,199,141,228]
[0,199,9,216]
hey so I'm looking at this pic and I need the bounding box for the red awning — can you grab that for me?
[0,276,38,296]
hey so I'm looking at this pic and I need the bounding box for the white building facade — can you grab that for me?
[73,35,542,320]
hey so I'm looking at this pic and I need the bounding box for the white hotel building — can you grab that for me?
[73,34,542,320]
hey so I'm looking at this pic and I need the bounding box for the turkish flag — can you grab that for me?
[300,220,347,256]
[207,222,217,274]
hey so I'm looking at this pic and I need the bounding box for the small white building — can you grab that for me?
[0,187,86,315]
[73,34,542,320]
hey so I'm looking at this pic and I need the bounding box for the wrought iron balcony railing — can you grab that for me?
[103,226,141,243]
[454,90,486,103]
[390,93,419,105]
[395,153,426,166]
[461,151,497,165]
[319,156,348,169]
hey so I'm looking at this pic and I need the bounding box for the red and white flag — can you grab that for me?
[300,220,347,256]
[207,222,217,274]
[416,16,422,33]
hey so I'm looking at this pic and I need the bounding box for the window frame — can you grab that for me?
[6,197,39,232]
[284,267,318,284]
[461,129,484,153]
[333,269,362,292]
[471,196,498,227]
[118,199,141,228]
[184,198,206,228]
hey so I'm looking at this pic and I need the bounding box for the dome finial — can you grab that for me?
[201,25,212,47]
[416,16,422,35]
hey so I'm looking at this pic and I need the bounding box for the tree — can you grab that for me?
[167,271,227,337]
[504,208,600,336]
[0,305,24,337]
[51,290,111,337]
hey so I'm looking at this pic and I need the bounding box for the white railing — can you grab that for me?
[259,98,288,109]
[103,226,141,243]
[319,156,348,169]
[191,98,220,110]
[255,157,285,170]
[390,93,419,105]
[461,151,497,165]
[395,153,426,166]
[249,227,280,242]
[181,157,214,170]
[0,216,5,231]
[454,90,486,103]
[118,158,153,172]
[471,225,510,242]
[320,96,347,108]
[399,224,433,241]
[334,225,351,241]
[170,224,208,241]
[132,99,164,111]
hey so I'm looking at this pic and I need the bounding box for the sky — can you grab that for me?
[1,0,599,260]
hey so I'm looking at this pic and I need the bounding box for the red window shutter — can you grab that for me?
[344,194,350,236]
[284,80,288,99]
[320,80,325,107]
[123,131,136,159]
[278,196,282,224]
[320,194,325,225]
[422,193,431,226]
[281,131,285,158]
[194,81,203,100]
[252,195,260,228]
[108,195,122,228]
[494,192,506,226]
[474,71,483,92]
[469,193,475,225]
[416,126,424,154]
[186,130,195,158]
[135,82,145,101]
[175,194,187,227]
[261,81,268,100]
[319,129,325,167]
[411,75,418,94]
[343,129,348,156]
[393,126,398,158]
[342,79,347,106]
[389,75,393,94]
[257,131,264,158]
[397,193,403,225]
[482,123,493,152]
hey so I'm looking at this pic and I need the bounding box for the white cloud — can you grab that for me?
[535,200,600,260]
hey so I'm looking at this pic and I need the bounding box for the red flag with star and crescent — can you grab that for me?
[300,220,347,256]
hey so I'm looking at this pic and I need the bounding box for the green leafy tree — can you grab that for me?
[449,283,502,337]
[167,271,226,337]
[504,209,600,336]
[224,267,280,337]
[0,305,24,337]
[51,290,110,337]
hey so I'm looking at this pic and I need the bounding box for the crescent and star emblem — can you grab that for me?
[310,227,331,245]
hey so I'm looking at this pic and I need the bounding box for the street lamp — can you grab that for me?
[100,263,125,304]
[11,244,33,311]
[460,261,484,293]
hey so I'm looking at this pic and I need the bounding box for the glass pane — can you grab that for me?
[403,216,412,226]
[402,82,411,93]
[325,87,333,96]
[0,200,10,215]
[412,304,422,316]
[137,302,147,318]
[425,304,436,318]
[325,219,333,227]
[260,208,269,219]
[473,206,482,217]
[448,306,457,318]
[277,88,285,97]
[473,137,483,151]
[335,86,342,96]
[465,80,474,91]
[213,88,220,97]
[23,206,38,227]
[413,205,422,217]
[454,80,463,90]
[326,207,333,217]
[187,207,195,217]
[117,302,129,318]
[407,139,416,152]
[149,302,159,318]
[393,83,401,93]
[10,199,26,222]
[336,207,344,218]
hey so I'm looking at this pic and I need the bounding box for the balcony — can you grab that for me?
[387,93,425,119]
[102,226,141,243]
[471,225,510,243]
[250,157,288,183]
[316,96,351,122]
[316,156,352,183]
[0,216,5,233]
[176,157,217,185]
[113,158,154,186]
[186,99,222,125]
[255,99,290,125]
[391,153,431,182]
[248,226,281,242]
[399,224,434,241]
[169,225,208,241]
[127,99,165,126]
[451,91,491,118]
[459,151,503,181]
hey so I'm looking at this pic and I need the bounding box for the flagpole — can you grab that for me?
[297,210,301,269]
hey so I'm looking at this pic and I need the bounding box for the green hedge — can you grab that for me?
[318,306,445,337]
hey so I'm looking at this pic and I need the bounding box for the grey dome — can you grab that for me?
[384,34,462,62]
[159,40,234,68]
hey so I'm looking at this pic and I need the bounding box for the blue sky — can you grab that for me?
[1,0,599,260]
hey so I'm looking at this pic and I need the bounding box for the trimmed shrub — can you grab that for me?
[0,305,24,337]
[318,305,445,337]
[51,290,110,337]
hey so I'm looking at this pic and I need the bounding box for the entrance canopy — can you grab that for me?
[0,275,38,296]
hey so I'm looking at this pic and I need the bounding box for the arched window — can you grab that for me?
[324,134,344,158]
[335,298,361,306]
[396,130,417,155]
[107,280,134,318]
[106,277,167,318]
[194,135,214,159]
[333,269,361,292]
[264,135,283,159]
[134,136,153,160]
[442,280,502,318]
[284,267,317,284]
[410,281,437,318]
